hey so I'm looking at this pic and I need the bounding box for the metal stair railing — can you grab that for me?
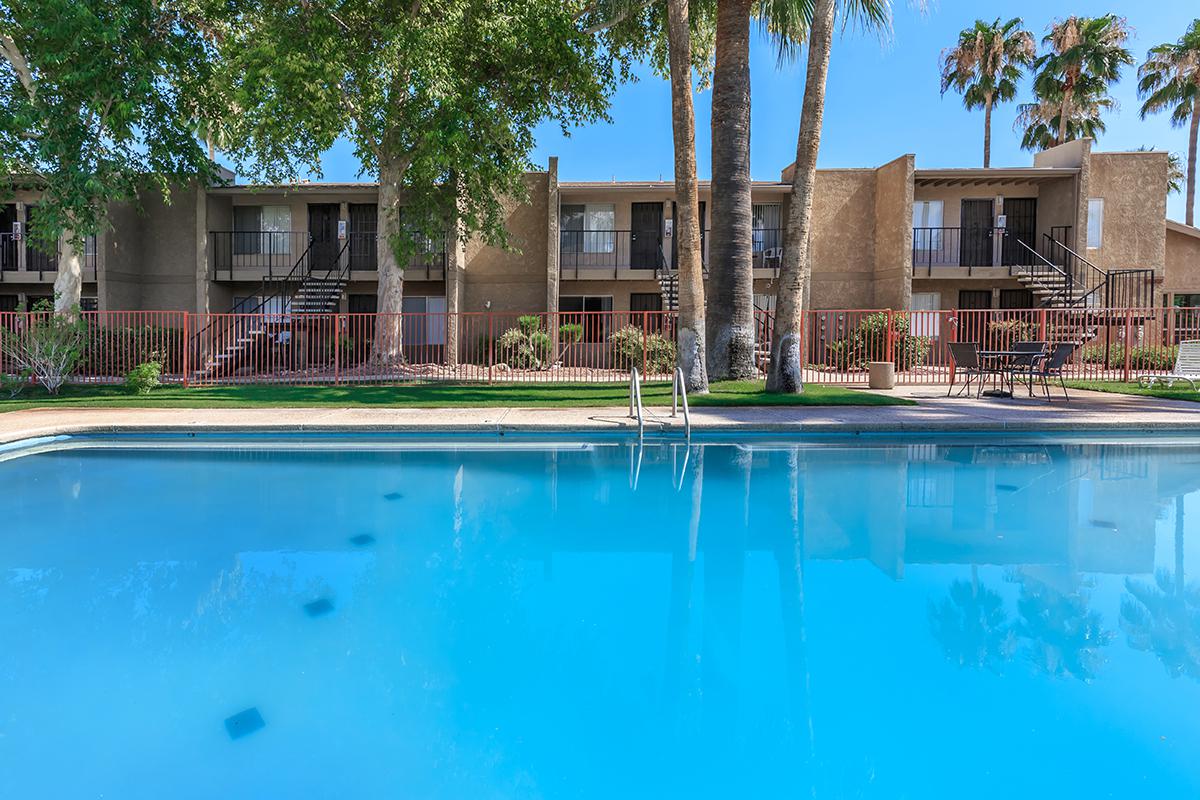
[1012,238,1075,307]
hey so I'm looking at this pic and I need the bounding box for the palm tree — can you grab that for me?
[765,0,891,393]
[929,566,1017,671]
[1137,19,1200,226]
[1016,79,1114,151]
[1121,496,1200,679]
[1014,572,1113,681]
[706,0,757,382]
[940,18,1037,168]
[666,0,711,392]
[1019,15,1132,151]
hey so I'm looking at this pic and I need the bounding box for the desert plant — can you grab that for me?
[0,301,86,394]
[608,324,677,374]
[497,318,553,369]
[125,360,162,395]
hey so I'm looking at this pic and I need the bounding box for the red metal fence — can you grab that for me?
[2,307,1198,387]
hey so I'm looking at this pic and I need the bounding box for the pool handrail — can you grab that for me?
[671,366,691,439]
[628,367,644,440]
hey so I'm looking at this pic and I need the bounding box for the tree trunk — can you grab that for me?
[1187,96,1198,227]
[983,96,993,168]
[52,229,82,314]
[666,0,708,393]
[766,0,836,393]
[1056,74,1075,147]
[372,155,406,364]
[706,0,756,381]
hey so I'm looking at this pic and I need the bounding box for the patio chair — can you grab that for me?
[1138,340,1200,391]
[1005,341,1049,396]
[947,342,995,397]
[1029,342,1076,401]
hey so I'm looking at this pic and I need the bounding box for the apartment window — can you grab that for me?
[402,295,447,346]
[80,297,98,311]
[912,200,945,253]
[233,205,292,255]
[561,203,615,254]
[910,291,940,337]
[752,203,782,252]
[560,295,613,342]
[1087,198,1104,249]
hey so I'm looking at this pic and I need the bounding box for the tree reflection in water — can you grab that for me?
[928,565,1017,672]
[1013,573,1114,681]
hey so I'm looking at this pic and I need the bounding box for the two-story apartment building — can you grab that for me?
[1,139,1196,322]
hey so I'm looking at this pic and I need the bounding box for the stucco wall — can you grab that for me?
[463,172,551,314]
[1087,151,1168,275]
[1164,226,1200,300]
[873,155,914,309]
[808,169,877,309]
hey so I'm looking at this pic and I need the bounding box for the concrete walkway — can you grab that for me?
[0,386,1197,444]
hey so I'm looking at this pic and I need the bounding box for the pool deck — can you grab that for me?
[0,386,1196,444]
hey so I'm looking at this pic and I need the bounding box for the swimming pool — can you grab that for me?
[2,432,1199,798]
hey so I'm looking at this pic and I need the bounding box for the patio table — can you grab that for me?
[978,350,1037,398]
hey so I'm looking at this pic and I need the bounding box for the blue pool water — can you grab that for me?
[3,433,1200,798]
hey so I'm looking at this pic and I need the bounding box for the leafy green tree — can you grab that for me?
[766,0,892,393]
[940,18,1037,168]
[1018,15,1132,152]
[215,0,617,361]
[1137,19,1200,226]
[0,0,222,312]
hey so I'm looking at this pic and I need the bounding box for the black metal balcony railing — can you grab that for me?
[0,232,97,282]
[210,230,448,281]
[912,226,1056,275]
[559,227,784,278]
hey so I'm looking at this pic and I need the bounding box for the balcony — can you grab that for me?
[209,230,447,281]
[0,233,97,282]
[911,226,1068,276]
[559,227,784,279]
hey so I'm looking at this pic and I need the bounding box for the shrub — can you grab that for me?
[1,369,30,399]
[1081,343,1177,370]
[125,361,162,395]
[987,318,1038,343]
[0,301,86,394]
[497,319,553,369]
[823,312,931,372]
[608,324,677,374]
[80,325,185,374]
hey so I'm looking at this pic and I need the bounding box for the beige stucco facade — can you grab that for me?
[1,139,1193,316]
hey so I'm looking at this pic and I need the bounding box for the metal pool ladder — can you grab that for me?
[628,367,644,440]
[671,366,691,439]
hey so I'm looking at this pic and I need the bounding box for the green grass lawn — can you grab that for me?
[0,380,912,412]
[1065,380,1200,403]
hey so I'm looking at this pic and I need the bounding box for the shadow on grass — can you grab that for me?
[0,379,912,411]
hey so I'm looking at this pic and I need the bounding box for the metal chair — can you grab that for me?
[1005,341,1049,396]
[1030,342,1076,401]
[947,342,995,397]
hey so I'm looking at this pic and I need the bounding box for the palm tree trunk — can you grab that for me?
[666,0,709,393]
[706,0,756,381]
[766,0,835,393]
[1187,95,1198,227]
[1057,75,1075,146]
[983,96,993,168]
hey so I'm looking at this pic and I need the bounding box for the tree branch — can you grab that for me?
[0,33,36,100]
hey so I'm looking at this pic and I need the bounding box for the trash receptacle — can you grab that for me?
[868,361,896,390]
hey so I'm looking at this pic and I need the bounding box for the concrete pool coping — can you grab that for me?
[0,387,1197,444]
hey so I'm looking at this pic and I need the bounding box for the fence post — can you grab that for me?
[488,312,494,384]
[1122,307,1133,383]
[642,311,648,378]
[333,313,341,385]
[182,312,190,388]
[885,308,895,366]
[1038,307,1047,342]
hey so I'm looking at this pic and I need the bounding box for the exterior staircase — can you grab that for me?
[193,240,350,379]
[657,271,678,311]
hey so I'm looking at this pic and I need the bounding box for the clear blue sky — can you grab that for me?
[312,1,1196,222]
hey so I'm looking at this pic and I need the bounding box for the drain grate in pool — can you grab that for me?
[224,707,265,740]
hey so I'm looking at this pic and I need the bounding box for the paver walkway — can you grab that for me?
[1,387,1196,445]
